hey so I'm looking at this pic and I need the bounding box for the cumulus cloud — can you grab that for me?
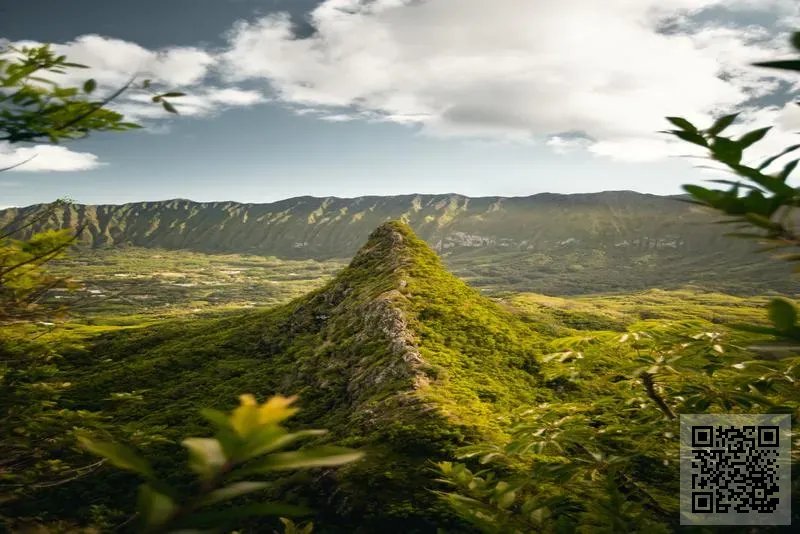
[4,35,268,171]
[0,143,103,172]
[219,0,800,162]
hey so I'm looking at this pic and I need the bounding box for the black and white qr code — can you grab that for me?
[680,414,791,526]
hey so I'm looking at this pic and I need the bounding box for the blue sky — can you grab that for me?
[2,0,799,207]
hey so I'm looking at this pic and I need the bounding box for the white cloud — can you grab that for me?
[0,143,103,172]
[546,136,593,155]
[7,35,266,137]
[220,0,800,162]
[15,35,216,88]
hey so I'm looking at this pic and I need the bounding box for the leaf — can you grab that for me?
[243,428,327,460]
[744,213,779,231]
[77,436,155,478]
[683,184,719,204]
[710,137,743,165]
[162,100,178,114]
[238,446,364,474]
[281,518,314,534]
[663,129,708,147]
[199,408,232,430]
[757,144,800,171]
[768,298,797,333]
[665,117,698,132]
[173,503,311,530]
[736,126,771,149]
[183,437,227,479]
[159,92,187,98]
[137,484,176,528]
[198,481,270,507]
[82,79,96,94]
[776,158,799,181]
[230,396,262,438]
[792,31,800,52]
[706,113,739,136]
[752,60,800,73]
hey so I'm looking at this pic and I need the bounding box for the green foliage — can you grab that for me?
[436,31,800,534]
[0,43,184,145]
[437,319,799,532]
[77,393,362,533]
[0,42,187,528]
[0,199,80,323]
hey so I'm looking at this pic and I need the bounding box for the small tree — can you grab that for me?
[0,43,185,505]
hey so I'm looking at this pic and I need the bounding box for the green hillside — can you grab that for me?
[2,192,796,295]
[6,222,552,533]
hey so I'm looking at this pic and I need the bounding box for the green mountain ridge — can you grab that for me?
[18,221,550,533]
[1,191,796,295]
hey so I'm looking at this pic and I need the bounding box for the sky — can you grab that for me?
[1,0,800,207]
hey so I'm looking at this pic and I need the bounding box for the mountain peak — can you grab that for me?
[58,221,549,530]
[347,220,438,280]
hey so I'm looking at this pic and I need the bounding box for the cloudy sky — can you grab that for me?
[2,0,799,207]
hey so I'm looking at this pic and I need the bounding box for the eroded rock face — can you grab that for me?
[350,290,430,397]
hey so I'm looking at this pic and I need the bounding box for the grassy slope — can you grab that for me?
[15,222,552,533]
[3,223,779,533]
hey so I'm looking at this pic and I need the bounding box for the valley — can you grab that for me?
[1,196,797,534]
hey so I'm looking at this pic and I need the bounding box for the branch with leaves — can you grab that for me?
[78,394,364,534]
[0,43,185,145]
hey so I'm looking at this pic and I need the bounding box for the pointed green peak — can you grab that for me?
[345,220,442,282]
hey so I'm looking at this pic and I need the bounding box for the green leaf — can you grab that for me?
[663,129,708,147]
[162,100,178,114]
[183,437,227,480]
[743,213,779,231]
[706,113,739,136]
[757,144,800,171]
[665,117,698,132]
[243,428,327,460]
[683,184,719,205]
[238,446,363,475]
[791,31,800,52]
[77,436,155,479]
[199,408,232,430]
[159,92,187,98]
[710,137,743,165]
[752,60,800,73]
[736,126,771,149]
[198,481,270,507]
[768,298,797,333]
[776,158,799,181]
[137,484,176,528]
[173,503,311,530]
[280,518,314,534]
[82,79,96,94]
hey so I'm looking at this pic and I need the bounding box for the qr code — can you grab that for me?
[680,414,791,526]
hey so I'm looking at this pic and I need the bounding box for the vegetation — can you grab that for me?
[433,29,800,534]
[1,192,796,297]
[2,28,800,534]
[0,41,185,525]
[78,393,362,534]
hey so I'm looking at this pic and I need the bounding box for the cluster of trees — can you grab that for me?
[1,31,799,533]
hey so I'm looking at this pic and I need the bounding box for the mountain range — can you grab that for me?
[1,191,795,295]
